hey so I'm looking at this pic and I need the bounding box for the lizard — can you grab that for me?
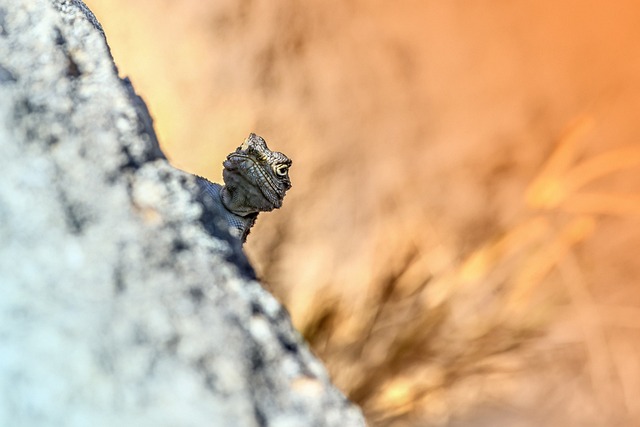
[195,133,292,244]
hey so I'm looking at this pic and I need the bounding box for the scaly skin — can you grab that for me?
[196,133,292,243]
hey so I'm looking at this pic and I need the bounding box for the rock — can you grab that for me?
[0,1,367,426]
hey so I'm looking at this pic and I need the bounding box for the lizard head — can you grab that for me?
[221,133,292,215]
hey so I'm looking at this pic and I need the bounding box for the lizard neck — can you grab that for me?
[220,185,260,217]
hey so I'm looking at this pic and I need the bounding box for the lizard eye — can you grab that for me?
[274,164,289,176]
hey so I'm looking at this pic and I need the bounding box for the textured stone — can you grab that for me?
[0,1,366,426]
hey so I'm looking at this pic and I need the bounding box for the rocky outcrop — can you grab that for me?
[0,1,366,426]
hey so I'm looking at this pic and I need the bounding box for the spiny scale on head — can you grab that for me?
[235,133,292,181]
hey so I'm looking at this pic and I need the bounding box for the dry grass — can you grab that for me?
[282,117,640,426]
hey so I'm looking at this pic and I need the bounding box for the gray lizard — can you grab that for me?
[195,133,292,244]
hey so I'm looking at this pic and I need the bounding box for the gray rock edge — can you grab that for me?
[0,1,367,426]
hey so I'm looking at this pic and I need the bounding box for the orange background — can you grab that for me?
[85,1,640,425]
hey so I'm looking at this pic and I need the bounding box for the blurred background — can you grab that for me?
[85,1,640,425]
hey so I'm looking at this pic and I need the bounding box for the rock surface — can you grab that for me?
[0,1,366,426]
